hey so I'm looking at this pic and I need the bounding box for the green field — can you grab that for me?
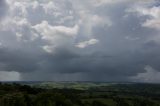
[0,82,160,106]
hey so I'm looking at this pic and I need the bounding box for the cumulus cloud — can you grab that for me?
[33,20,79,53]
[131,65,160,83]
[0,0,160,82]
[75,39,99,48]
[136,6,160,29]
[0,71,20,81]
[33,21,79,39]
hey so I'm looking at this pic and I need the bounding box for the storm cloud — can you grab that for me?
[0,0,8,19]
[0,0,160,82]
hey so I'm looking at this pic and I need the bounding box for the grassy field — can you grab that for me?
[0,82,160,106]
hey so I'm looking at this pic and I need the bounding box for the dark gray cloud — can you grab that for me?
[0,0,160,82]
[0,47,39,72]
[0,0,8,19]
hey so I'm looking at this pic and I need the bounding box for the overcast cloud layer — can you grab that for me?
[0,0,160,82]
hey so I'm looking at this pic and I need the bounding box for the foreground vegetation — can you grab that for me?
[0,82,160,106]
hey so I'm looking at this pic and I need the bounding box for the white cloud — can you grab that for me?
[57,15,74,24]
[71,0,112,37]
[0,17,30,31]
[33,21,79,53]
[0,71,20,81]
[77,12,111,37]
[16,32,23,41]
[90,0,129,7]
[92,15,112,26]
[141,6,160,29]
[127,2,160,44]
[8,1,28,17]
[75,39,99,48]
[41,1,59,16]
[42,45,54,53]
[0,16,39,43]
[125,36,140,41]
[33,21,79,39]
[134,6,160,29]
[31,1,39,9]
[131,65,160,83]
[142,19,160,29]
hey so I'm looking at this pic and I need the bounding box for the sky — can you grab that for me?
[0,0,160,82]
